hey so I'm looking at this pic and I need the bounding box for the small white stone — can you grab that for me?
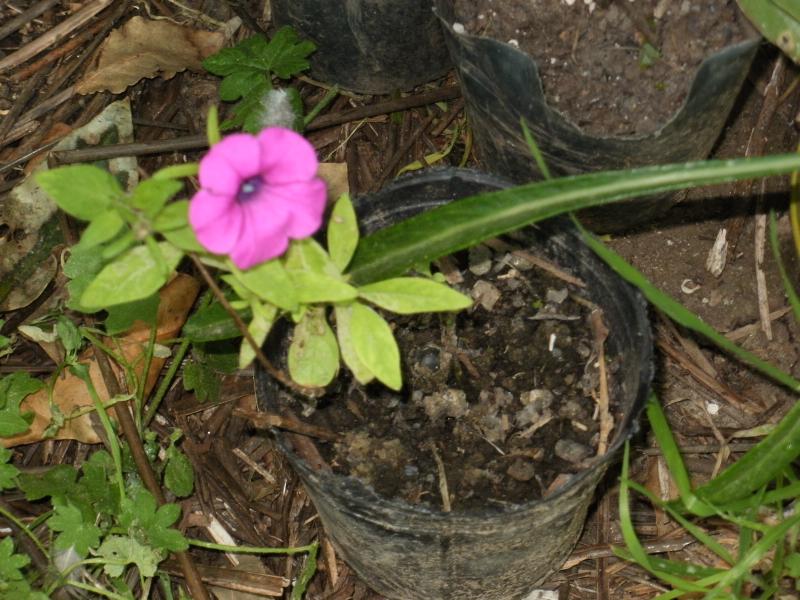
[452,22,466,34]
[508,39,520,48]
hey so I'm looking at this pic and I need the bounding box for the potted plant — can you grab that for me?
[255,167,653,599]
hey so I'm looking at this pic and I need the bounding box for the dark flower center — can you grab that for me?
[237,176,264,203]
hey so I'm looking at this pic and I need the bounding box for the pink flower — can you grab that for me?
[189,127,327,269]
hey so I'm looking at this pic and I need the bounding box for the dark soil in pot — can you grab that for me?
[285,235,623,511]
[451,0,753,136]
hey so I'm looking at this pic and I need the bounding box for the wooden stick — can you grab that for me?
[10,16,110,83]
[0,66,51,144]
[306,85,461,131]
[233,408,341,442]
[0,0,114,75]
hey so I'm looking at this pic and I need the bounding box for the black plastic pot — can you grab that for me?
[270,0,451,94]
[433,1,759,232]
[255,168,654,599]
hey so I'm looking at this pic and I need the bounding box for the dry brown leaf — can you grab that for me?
[318,162,349,204]
[76,16,224,94]
[3,274,200,447]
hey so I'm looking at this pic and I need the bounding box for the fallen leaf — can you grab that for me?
[318,162,348,204]
[3,274,200,447]
[76,16,224,94]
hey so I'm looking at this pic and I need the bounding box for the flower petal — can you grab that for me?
[272,179,327,239]
[257,127,320,183]
[192,202,244,255]
[188,189,235,230]
[229,202,291,268]
[198,134,262,195]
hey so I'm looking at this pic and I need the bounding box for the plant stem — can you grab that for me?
[0,500,49,558]
[144,337,189,426]
[187,538,317,555]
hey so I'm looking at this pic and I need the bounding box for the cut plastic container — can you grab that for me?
[270,0,451,94]
[434,0,760,231]
[256,168,654,599]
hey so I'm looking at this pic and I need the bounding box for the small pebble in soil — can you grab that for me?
[554,438,594,463]
[468,245,493,275]
[472,280,502,311]
[507,459,537,482]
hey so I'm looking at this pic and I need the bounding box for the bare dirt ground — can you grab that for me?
[0,2,798,599]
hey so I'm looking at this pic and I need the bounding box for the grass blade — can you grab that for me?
[347,153,800,284]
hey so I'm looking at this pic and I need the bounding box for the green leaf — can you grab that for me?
[328,193,359,271]
[104,293,160,336]
[81,242,183,310]
[183,301,250,342]
[285,238,341,277]
[358,277,472,314]
[101,230,136,261]
[77,209,125,249]
[334,304,374,385]
[183,359,220,403]
[639,42,660,68]
[152,200,189,232]
[164,447,194,498]
[161,224,204,252]
[236,260,298,311]
[0,447,19,490]
[349,302,401,390]
[48,499,102,557]
[56,316,82,360]
[63,244,105,313]
[98,535,160,578]
[36,165,123,220]
[204,28,314,131]
[238,302,277,368]
[0,373,42,438]
[288,308,339,387]
[219,69,267,102]
[204,28,315,79]
[78,450,119,516]
[131,179,183,218]
[18,464,77,501]
[346,153,800,285]
[0,537,30,582]
[737,0,800,64]
[119,489,188,552]
[287,270,358,304]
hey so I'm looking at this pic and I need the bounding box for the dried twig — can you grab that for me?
[305,85,461,131]
[727,55,786,256]
[0,0,114,74]
[0,65,51,142]
[233,407,341,443]
[590,309,612,456]
[430,443,452,512]
[0,0,61,43]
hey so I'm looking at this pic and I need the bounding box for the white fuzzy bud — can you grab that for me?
[259,88,299,129]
